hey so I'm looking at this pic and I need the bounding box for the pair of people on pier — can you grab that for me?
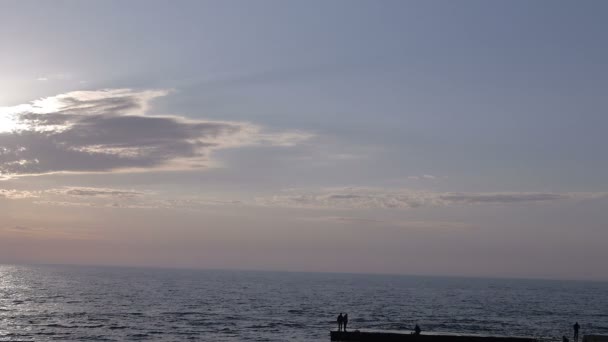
[337,313,348,332]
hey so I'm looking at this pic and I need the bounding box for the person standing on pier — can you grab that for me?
[573,322,580,342]
[337,313,344,332]
[343,313,348,332]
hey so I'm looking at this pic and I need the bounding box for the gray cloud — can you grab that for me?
[300,216,474,230]
[438,193,566,204]
[0,186,242,211]
[257,187,439,209]
[7,225,46,233]
[1,224,99,240]
[6,184,604,212]
[0,89,310,178]
[406,174,441,181]
[48,187,145,198]
[257,187,607,210]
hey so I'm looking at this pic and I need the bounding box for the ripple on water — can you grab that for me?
[0,265,607,341]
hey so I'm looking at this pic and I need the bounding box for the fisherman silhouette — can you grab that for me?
[343,313,348,332]
[337,313,344,332]
[414,324,421,335]
[574,322,580,342]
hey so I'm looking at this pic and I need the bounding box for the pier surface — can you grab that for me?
[583,336,608,342]
[330,331,537,342]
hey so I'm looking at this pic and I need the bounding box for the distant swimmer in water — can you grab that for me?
[337,313,344,332]
[574,322,580,342]
[343,313,348,332]
[414,324,421,335]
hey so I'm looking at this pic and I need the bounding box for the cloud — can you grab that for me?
[0,89,310,178]
[1,224,98,240]
[11,225,32,231]
[301,216,387,224]
[0,185,243,211]
[257,187,440,209]
[438,192,566,204]
[1,225,42,234]
[0,189,39,199]
[256,187,608,210]
[1,187,143,200]
[47,187,145,198]
[7,184,605,213]
[407,174,439,181]
[35,73,72,82]
[300,216,474,230]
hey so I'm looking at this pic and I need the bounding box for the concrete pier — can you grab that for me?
[583,336,608,342]
[330,331,537,342]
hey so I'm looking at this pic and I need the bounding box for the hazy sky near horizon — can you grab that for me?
[1,0,608,280]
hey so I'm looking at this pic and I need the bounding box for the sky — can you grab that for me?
[1,0,607,280]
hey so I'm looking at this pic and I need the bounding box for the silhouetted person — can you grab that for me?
[563,336,570,342]
[414,324,421,335]
[574,322,580,342]
[337,313,344,332]
[343,313,348,332]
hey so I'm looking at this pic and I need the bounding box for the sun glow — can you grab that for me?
[0,100,62,133]
[0,110,20,133]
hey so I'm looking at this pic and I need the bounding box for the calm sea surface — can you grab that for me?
[0,265,607,341]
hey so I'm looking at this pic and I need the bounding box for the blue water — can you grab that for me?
[0,265,607,341]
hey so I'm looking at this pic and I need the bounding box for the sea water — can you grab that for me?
[1,265,607,341]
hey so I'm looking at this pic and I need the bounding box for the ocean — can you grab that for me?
[0,265,607,341]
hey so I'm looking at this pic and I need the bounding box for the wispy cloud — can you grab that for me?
[407,174,440,181]
[301,216,474,230]
[47,187,145,198]
[0,89,311,179]
[438,192,563,204]
[1,186,243,211]
[256,187,608,209]
[1,224,98,240]
[6,184,605,212]
[35,73,72,82]
[0,189,39,199]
